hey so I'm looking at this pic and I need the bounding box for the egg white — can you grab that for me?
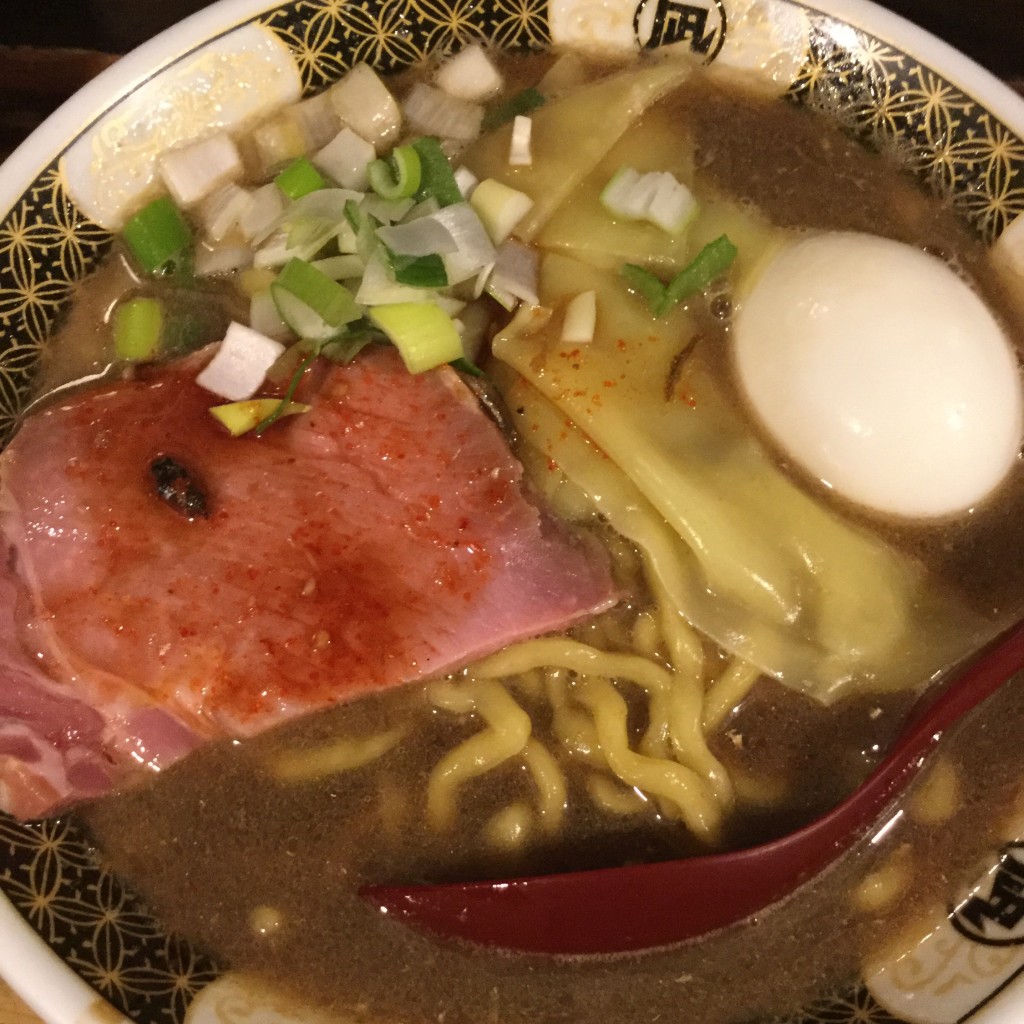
[732,231,1023,518]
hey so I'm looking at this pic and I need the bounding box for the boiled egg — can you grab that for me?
[732,231,1023,518]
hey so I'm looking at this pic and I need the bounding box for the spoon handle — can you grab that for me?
[362,619,1024,955]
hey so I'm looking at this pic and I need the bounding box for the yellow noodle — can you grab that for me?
[522,739,567,831]
[545,669,603,765]
[472,636,676,759]
[586,773,650,816]
[667,670,734,809]
[269,727,406,783]
[640,539,704,681]
[576,677,722,842]
[509,667,545,700]
[427,679,479,714]
[474,637,733,812]
[631,610,662,660]
[484,802,533,850]
[426,680,532,830]
[469,636,674,691]
[704,658,762,732]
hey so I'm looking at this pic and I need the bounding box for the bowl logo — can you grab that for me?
[633,0,727,59]
[951,843,1024,947]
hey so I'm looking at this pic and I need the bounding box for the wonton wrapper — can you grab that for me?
[493,254,989,702]
[462,58,693,242]
[472,57,996,702]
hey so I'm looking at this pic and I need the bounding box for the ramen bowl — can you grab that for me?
[2,1,1024,1023]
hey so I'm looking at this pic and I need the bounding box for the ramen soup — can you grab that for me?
[6,44,1024,1024]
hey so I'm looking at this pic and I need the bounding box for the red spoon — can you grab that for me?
[362,619,1024,955]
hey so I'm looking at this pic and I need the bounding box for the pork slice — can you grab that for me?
[0,552,203,819]
[0,346,616,815]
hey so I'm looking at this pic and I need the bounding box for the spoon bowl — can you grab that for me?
[362,619,1024,955]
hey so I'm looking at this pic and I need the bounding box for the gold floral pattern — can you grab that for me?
[1,3,1024,1024]
[790,15,1024,242]
[260,0,547,94]
[0,168,111,441]
[0,814,218,1024]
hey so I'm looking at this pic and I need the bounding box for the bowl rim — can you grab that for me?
[2,2,1024,1024]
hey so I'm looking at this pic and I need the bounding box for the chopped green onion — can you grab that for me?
[482,87,545,131]
[449,356,485,377]
[275,257,361,328]
[411,136,463,207]
[113,297,163,360]
[388,249,449,289]
[368,145,422,200]
[275,157,327,200]
[620,263,667,312]
[369,302,464,374]
[322,324,377,365]
[621,236,738,318]
[658,234,738,316]
[122,196,192,275]
[254,348,319,435]
[344,198,364,232]
[345,199,380,263]
[310,254,365,281]
[210,398,311,436]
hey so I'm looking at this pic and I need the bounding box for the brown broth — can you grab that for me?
[63,62,1024,1024]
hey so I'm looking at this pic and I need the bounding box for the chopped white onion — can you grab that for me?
[403,83,483,142]
[454,166,479,199]
[315,127,376,191]
[561,291,597,344]
[402,197,441,222]
[434,44,503,101]
[469,179,533,244]
[199,183,255,242]
[434,295,467,317]
[249,290,296,343]
[441,203,501,285]
[196,322,286,401]
[362,195,415,224]
[377,218,459,257]
[274,188,363,233]
[239,184,285,242]
[330,64,402,148]
[310,254,365,280]
[195,243,254,278]
[489,240,539,306]
[253,230,294,269]
[600,168,659,220]
[158,132,243,208]
[645,173,698,235]
[600,167,697,235]
[253,188,362,264]
[247,115,308,179]
[287,92,342,150]
[485,278,517,311]
[508,115,533,167]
